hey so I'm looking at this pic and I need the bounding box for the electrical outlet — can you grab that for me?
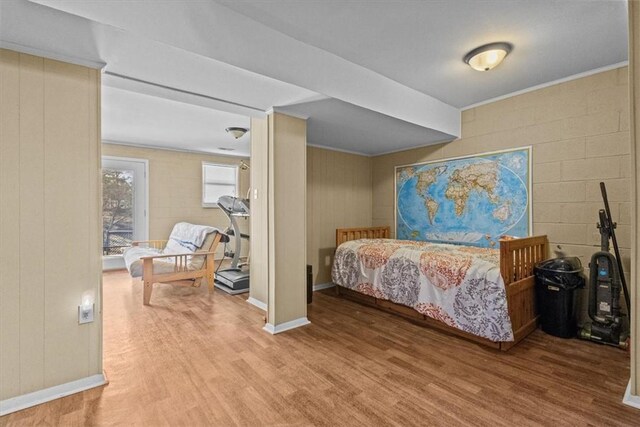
[78,304,94,324]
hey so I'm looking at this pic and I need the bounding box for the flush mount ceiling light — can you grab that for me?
[463,42,513,72]
[225,127,249,139]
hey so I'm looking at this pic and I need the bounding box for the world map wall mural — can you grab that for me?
[395,147,531,248]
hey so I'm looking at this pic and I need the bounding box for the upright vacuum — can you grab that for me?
[579,182,630,349]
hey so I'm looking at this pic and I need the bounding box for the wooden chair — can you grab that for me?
[126,229,227,305]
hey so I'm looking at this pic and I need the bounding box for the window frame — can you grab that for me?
[201,162,240,208]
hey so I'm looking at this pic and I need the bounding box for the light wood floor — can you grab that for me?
[2,270,639,426]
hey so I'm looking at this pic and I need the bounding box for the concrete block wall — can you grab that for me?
[371,67,632,317]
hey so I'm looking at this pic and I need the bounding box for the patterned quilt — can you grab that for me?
[331,239,513,342]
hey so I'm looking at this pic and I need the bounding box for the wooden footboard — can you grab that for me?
[498,235,549,350]
[333,227,549,351]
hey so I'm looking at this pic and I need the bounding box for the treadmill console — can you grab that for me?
[217,195,250,216]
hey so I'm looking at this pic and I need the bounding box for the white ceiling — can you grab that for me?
[2,1,630,156]
[277,99,453,155]
[0,0,319,156]
[220,0,628,108]
[102,86,250,156]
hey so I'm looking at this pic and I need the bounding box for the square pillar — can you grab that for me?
[250,112,309,333]
[265,112,309,332]
[248,117,269,310]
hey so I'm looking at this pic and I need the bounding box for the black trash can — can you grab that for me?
[534,257,584,338]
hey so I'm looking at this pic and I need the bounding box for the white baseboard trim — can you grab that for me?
[313,282,335,291]
[263,317,311,335]
[247,297,267,311]
[0,373,108,416]
[623,380,640,410]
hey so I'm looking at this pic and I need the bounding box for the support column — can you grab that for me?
[264,112,309,333]
[626,0,640,406]
[248,117,269,310]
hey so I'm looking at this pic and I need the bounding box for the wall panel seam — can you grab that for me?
[40,55,45,388]
[17,52,22,392]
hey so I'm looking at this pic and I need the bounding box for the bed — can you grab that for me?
[331,226,549,351]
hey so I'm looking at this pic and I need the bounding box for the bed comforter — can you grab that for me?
[331,239,514,342]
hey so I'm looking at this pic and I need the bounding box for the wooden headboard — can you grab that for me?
[336,226,390,247]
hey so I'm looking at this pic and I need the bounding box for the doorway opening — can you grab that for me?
[102,156,148,270]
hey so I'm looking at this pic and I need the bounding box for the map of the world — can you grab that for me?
[395,147,531,248]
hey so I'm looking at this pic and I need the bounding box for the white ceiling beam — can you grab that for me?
[31,0,461,138]
[102,72,267,119]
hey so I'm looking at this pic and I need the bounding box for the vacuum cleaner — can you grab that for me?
[578,182,630,349]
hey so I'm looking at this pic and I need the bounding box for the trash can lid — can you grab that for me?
[535,257,583,274]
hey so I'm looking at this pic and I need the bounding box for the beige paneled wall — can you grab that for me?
[373,68,632,278]
[0,49,102,400]
[307,146,373,284]
[249,117,269,304]
[102,144,250,258]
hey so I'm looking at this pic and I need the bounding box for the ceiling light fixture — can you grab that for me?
[225,127,249,139]
[463,42,513,72]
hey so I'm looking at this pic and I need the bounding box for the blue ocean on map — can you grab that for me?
[396,149,530,248]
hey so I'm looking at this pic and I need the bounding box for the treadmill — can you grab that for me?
[214,195,250,294]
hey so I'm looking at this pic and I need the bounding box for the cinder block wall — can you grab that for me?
[372,67,631,317]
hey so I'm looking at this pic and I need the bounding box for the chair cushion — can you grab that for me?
[123,247,175,278]
[123,224,229,277]
[164,222,219,255]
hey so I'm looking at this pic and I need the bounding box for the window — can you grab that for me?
[202,162,238,208]
[102,157,148,258]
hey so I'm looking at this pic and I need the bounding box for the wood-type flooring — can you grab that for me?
[2,270,639,426]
